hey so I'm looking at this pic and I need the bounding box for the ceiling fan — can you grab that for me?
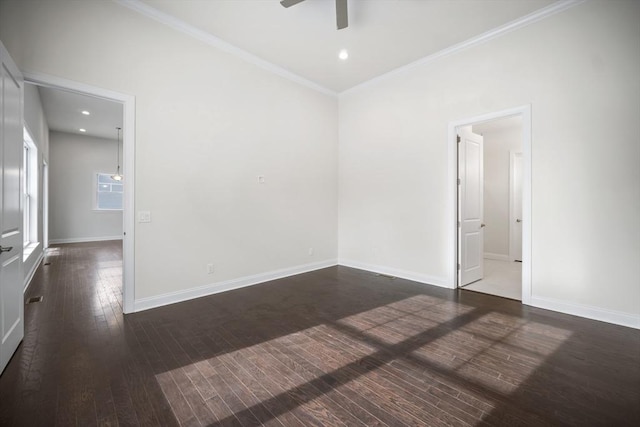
[280,0,348,30]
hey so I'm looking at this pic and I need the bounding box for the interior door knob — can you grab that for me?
[0,246,13,253]
[480,223,486,228]
[516,219,522,223]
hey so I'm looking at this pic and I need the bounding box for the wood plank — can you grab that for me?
[0,241,638,427]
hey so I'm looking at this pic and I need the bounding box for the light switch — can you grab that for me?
[138,211,151,223]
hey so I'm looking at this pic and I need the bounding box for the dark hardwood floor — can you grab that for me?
[1,241,638,426]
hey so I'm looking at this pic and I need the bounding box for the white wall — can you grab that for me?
[0,0,338,301]
[3,0,638,327]
[339,1,640,325]
[24,84,49,161]
[49,131,123,243]
[476,122,522,258]
[23,83,49,285]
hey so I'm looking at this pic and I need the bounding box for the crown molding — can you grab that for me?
[115,0,338,97]
[341,0,585,96]
[115,0,584,97]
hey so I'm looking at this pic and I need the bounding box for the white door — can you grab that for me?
[458,126,484,286]
[510,151,523,262]
[1,41,24,374]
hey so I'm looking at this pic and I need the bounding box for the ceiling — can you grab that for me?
[33,1,556,138]
[136,0,558,93]
[36,85,123,140]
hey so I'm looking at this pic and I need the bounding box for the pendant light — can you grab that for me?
[112,127,123,181]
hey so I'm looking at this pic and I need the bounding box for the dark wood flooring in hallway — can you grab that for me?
[0,241,638,426]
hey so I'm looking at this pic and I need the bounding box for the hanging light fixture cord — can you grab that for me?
[112,127,123,181]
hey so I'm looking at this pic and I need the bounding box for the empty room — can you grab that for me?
[1,0,639,426]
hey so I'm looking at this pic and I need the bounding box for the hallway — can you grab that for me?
[0,241,127,426]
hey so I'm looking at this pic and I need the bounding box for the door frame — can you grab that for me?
[509,150,523,262]
[448,105,532,305]
[25,72,136,314]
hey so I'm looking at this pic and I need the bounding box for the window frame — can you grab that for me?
[23,143,30,246]
[23,128,38,249]
[94,172,124,211]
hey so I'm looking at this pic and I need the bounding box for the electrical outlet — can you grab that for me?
[207,263,214,274]
[138,211,151,223]
[308,247,314,256]
[258,175,265,184]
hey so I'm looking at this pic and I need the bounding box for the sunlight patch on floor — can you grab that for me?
[154,323,380,425]
[411,311,573,394]
[44,247,62,256]
[154,295,573,426]
[336,295,477,344]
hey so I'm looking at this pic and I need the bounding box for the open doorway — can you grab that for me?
[449,105,531,304]
[25,75,135,313]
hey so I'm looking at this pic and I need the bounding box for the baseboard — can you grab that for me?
[134,258,338,312]
[23,251,44,293]
[49,236,123,245]
[338,259,452,289]
[484,252,510,261]
[530,296,640,330]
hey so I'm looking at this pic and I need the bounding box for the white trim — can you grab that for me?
[22,241,39,262]
[22,127,38,249]
[134,259,338,312]
[1,230,19,239]
[339,259,450,289]
[49,236,123,245]
[23,251,44,293]
[122,93,136,314]
[342,0,584,96]
[42,160,49,249]
[91,209,124,213]
[23,71,136,314]
[115,0,337,98]
[531,296,640,330]
[3,318,20,344]
[1,254,20,269]
[509,151,524,262]
[448,105,532,304]
[23,72,135,105]
[484,252,510,262]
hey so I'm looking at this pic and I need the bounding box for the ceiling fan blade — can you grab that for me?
[280,0,306,8]
[336,0,348,29]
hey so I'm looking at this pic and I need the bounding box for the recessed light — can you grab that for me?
[81,110,90,115]
[338,49,349,60]
[79,128,86,132]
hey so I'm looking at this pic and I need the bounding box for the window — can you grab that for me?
[23,144,30,245]
[23,128,38,248]
[96,173,123,210]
